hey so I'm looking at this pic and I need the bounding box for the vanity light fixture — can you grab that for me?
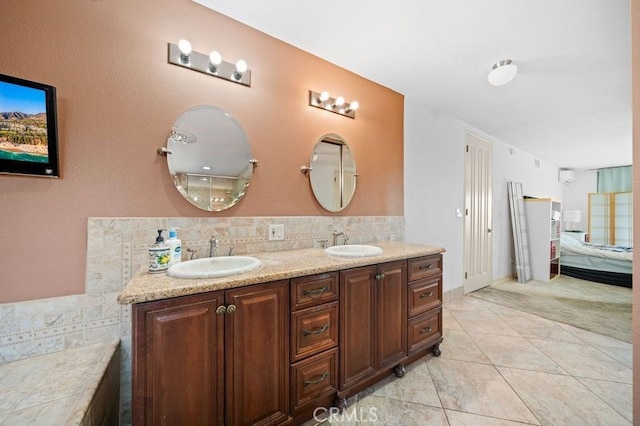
[308,90,359,119]
[168,40,251,87]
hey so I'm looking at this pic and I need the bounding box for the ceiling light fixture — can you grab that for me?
[487,59,517,87]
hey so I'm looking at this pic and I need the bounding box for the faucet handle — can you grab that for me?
[317,239,328,249]
[186,248,198,260]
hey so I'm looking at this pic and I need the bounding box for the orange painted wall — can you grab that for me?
[0,0,404,302]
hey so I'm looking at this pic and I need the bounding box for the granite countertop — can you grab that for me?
[117,241,445,305]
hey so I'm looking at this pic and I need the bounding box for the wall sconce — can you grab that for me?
[168,39,251,87]
[308,90,359,119]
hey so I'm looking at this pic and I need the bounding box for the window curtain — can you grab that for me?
[597,166,632,192]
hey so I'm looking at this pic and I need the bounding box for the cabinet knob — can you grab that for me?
[226,304,237,314]
[216,305,227,315]
[375,273,386,280]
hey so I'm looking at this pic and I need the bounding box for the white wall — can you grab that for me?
[562,169,598,232]
[404,97,564,292]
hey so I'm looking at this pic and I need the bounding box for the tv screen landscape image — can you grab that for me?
[0,73,59,177]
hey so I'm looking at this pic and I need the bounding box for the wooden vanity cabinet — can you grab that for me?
[338,260,407,401]
[289,272,339,422]
[406,255,443,357]
[132,280,289,426]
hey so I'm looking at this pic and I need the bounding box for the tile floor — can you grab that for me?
[324,296,633,425]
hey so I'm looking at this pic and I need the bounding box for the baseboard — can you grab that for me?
[443,286,464,304]
[493,275,516,285]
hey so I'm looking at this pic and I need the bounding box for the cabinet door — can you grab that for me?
[225,280,290,426]
[132,291,225,426]
[339,265,376,391]
[375,261,407,368]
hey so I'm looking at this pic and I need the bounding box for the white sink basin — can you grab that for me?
[325,244,383,258]
[167,256,261,279]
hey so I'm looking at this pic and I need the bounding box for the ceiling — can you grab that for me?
[195,0,632,170]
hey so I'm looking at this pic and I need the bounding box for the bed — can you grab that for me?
[560,234,633,288]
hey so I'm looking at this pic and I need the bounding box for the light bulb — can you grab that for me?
[234,60,248,81]
[335,96,345,107]
[209,51,222,73]
[209,51,222,66]
[320,91,329,101]
[235,60,248,73]
[348,101,359,111]
[178,39,192,56]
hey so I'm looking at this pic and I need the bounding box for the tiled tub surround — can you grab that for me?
[0,215,404,424]
[0,339,120,425]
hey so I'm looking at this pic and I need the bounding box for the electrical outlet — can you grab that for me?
[269,224,284,241]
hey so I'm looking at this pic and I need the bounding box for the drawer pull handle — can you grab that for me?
[419,291,434,299]
[303,286,329,296]
[303,372,329,386]
[420,326,433,334]
[303,324,329,336]
[419,264,434,270]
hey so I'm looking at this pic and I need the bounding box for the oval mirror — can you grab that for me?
[165,105,255,211]
[308,133,357,212]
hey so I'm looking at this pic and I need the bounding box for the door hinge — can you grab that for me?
[464,272,468,279]
[466,145,469,152]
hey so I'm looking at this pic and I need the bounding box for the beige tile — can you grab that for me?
[357,394,449,425]
[442,309,463,331]
[498,366,631,425]
[594,345,633,369]
[494,313,584,344]
[369,360,441,408]
[556,323,632,349]
[530,339,632,383]
[2,395,78,425]
[468,332,568,374]
[445,297,494,313]
[577,377,632,423]
[445,409,535,425]
[427,358,539,424]
[440,329,490,364]
[449,310,521,337]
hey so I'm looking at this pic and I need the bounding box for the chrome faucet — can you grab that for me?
[332,230,350,246]
[187,248,198,260]
[209,235,218,257]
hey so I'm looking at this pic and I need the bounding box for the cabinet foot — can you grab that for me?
[432,343,441,357]
[335,396,348,412]
[393,364,407,378]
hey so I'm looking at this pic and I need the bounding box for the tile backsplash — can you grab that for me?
[0,215,404,423]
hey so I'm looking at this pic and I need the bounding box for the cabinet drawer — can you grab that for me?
[408,276,441,317]
[408,255,442,281]
[291,272,338,311]
[291,349,337,412]
[291,302,338,362]
[407,309,441,354]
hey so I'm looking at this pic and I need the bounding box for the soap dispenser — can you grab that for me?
[148,229,170,273]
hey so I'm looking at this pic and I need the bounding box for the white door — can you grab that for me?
[464,133,493,293]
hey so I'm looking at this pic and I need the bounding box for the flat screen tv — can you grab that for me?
[0,73,59,177]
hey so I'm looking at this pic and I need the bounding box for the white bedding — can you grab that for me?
[560,234,633,262]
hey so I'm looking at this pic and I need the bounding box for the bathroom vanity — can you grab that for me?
[118,241,445,425]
